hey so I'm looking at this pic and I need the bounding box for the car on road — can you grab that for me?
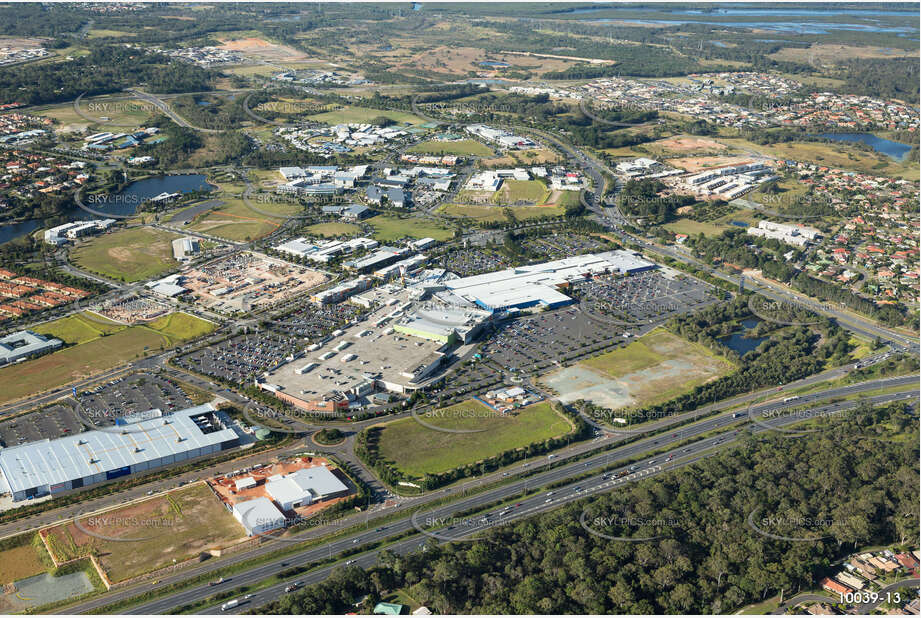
[285,582,304,593]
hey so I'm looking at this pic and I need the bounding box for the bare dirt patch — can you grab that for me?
[669,155,765,173]
[217,37,308,62]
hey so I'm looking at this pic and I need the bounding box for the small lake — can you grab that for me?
[816,133,913,161]
[479,61,511,68]
[88,174,215,217]
[730,220,749,227]
[1,175,215,244]
[719,317,768,357]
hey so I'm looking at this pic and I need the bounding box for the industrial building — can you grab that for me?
[233,497,286,536]
[265,466,349,510]
[442,250,656,312]
[172,237,200,261]
[0,330,62,366]
[0,404,239,501]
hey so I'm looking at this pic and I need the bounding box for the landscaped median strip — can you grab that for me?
[73,381,916,615]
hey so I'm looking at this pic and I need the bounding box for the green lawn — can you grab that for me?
[491,179,550,205]
[662,218,729,238]
[190,198,286,241]
[32,312,122,345]
[147,312,216,342]
[375,400,572,477]
[406,139,492,156]
[439,203,566,222]
[0,311,215,404]
[306,222,361,237]
[71,227,180,282]
[366,215,453,242]
[307,106,428,126]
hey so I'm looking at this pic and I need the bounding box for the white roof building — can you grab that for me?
[0,404,238,501]
[233,497,286,536]
[265,466,349,511]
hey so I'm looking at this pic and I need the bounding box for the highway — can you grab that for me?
[58,377,917,614]
[192,386,918,616]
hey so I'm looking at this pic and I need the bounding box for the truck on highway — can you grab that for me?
[221,600,240,611]
[285,582,304,593]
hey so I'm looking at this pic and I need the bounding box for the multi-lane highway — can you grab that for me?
[194,386,918,616]
[59,377,917,614]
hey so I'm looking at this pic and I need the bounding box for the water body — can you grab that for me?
[589,18,916,35]
[730,220,749,227]
[718,317,768,357]
[479,61,511,68]
[557,6,916,18]
[1,174,216,245]
[89,174,215,218]
[817,133,913,161]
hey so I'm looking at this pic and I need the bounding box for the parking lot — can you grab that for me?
[175,332,302,385]
[0,372,203,446]
[479,307,621,377]
[437,247,512,277]
[522,233,610,260]
[574,269,717,324]
[269,300,365,339]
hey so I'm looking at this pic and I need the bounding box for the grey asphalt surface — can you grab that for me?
[194,387,918,616]
[59,379,916,614]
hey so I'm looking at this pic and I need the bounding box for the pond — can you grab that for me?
[85,174,215,218]
[816,133,913,161]
[718,317,768,357]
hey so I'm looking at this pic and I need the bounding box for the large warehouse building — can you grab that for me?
[442,250,655,312]
[0,404,239,501]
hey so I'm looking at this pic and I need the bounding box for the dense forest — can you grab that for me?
[618,179,698,224]
[0,46,212,106]
[261,403,918,614]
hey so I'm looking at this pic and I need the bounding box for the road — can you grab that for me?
[58,379,917,614]
[186,387,917,616]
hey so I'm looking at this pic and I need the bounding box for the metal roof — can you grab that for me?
[0,404,237,495]
[266,466,348,504]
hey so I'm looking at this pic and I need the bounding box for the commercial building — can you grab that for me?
[747,220,822,247]
[0,330,62,366]
[343,246,408,273]
[233,497,286,536]
[393,306,490,345]
[172,237,200,261]
[265,466,349,510]
[0,404,239,501]
[443,250,655,312]
[43,219,116,245]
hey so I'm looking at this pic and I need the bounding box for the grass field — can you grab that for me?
[406,139,492,156]
[147,312,216,341]
[41,484,244,583]
[0,535,49,585]
[31,97,154,132]
[542,329,734,411]
[307,106,428,126]
[190,198,284,241]
[366,215,453,242]
[491,179,549,205]
[32,312,122,345]
[306,222,361,237]
[718,137,919,181]
[0,312,214,404]
[439,203,566,222]
[662,218,730,238]
[71,227,180,282]
[375,400,572,477]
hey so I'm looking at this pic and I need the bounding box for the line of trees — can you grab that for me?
[263,402,919,614]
